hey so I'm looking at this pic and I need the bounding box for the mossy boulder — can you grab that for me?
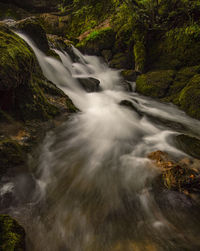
[109,53,132,69]
[176,134,200,160]
[14,17,49,53]
[121,70,140,82]
[77,27,115,55]
[136,70,175,98]
[178,74,200,119]
[0,215,25,251]
[0,24,76,121]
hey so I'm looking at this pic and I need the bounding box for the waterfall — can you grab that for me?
[2,32,200,250]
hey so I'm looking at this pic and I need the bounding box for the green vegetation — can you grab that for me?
[0,215,25,251]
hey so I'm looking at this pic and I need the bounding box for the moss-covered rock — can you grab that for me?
[0,24,77,122]
[77,27,115,55]
[0,215,25,251]
[121,70,140,82]
[178,74,200,119]
[136,70,175,98]
[14,17,49,53]
[176,134,200,160]
[109,52,132,69]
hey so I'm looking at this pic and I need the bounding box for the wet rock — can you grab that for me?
[13,17,50,53]
[78,77,100,92]
[175,134,200,159]
[119,100,143,117]
[77,27,115,56]
[121,70,140,82]
[136,70,176,98]
[109,53,132,69]
[0,215,25,250]
[148,150,200,193]
[0,24,77,121]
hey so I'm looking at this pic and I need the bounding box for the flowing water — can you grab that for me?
[1,33,200,250]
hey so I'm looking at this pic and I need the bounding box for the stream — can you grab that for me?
[1,33,200,251]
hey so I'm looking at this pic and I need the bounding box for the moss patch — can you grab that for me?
[0,215,25,251]
[136,70,175,98]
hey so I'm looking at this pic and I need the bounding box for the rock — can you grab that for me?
[47,34,78,62]
[148,150,200,193]
[77,27,115,56]
[136,70,175,98]
[121,70,140,82]
[109,53,132,69]
[40,13,72,37]
[175,134,200,159]
[13,17,49,53]
[101,50,112,62]
[77,78,100,92]
[0,24,77,121]
[178,74,200,119]
[119,100,143,117]
[0,215,25,250]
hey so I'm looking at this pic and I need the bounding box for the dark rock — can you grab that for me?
[119,100,143,117]
[78,77,100,92]
[13,17,49,53]
[175,134,200,160]
[109,53,132,69]
[121,70,140,82]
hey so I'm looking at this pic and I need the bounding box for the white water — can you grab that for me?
[1,33,200,250]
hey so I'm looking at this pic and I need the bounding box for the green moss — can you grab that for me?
[0,215,25,251]
[178,74,200,119]
[0,25,35,92]
[109,53,131,69]
[147,25,200,70]
[136,70,175,98]
[77,27,115,55]
[65,98,79,113]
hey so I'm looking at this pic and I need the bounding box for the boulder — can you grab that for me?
[121,70,140,82]
[77,27,115,56]
[13,17,50,53]
[0,24,77,121]
[136,70,175,98]
[77,78,100,92]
